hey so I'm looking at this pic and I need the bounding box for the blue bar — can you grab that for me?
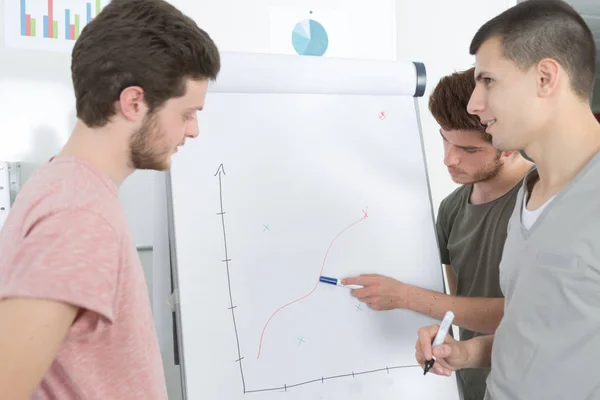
[86,3,91,24]
[20,0,26,36]
[43,15,48,38]
[65,9,70,39]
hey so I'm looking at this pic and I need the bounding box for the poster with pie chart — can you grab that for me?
[269,4,395,60]
[270,8,352,58]
[291,18,328,56]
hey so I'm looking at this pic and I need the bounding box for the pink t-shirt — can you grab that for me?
[0,157,167,399]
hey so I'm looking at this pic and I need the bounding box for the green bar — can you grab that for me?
[31,18,36,37]
[96,0,100,16]
[53,21,58,38]
[75,14,80,39]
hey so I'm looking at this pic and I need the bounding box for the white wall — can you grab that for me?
[172,0,398,61]
[396,0,517,213]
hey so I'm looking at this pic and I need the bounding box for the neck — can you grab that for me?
[524,102,600,195]
[470,157,532,204]
[56,120,134,187]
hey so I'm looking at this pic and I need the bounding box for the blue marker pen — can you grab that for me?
[319,275,363,290]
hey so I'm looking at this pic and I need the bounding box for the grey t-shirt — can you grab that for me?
[436,182,521,400]
[485,154,600,400]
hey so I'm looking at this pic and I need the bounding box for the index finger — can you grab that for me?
[416,324,440,361]
[341,275,379,286]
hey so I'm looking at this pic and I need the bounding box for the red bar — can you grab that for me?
[48,0,53,38]
[26,14,31,36]
[70,24,75,40]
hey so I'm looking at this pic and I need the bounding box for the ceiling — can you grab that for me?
[564,0,600,79]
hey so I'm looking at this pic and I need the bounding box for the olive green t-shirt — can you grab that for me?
[435,181,521,400]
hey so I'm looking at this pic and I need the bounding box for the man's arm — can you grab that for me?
[341,274,504,334]
[445,264,457,296]
[0,209,120,398]
[0,298,79,399]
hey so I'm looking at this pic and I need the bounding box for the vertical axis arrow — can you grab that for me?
[214,163,246,393]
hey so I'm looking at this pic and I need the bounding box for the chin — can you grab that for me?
[492,136,516,152]
[147,157,172,172]
[157,159,172,171]
[450,176,473,185]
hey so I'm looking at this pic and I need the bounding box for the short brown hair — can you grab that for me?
[470,0,596,100]
[428,68,490,141]
[71,0,221,127]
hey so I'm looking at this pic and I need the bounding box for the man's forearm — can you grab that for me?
[464,334,494,369]
[399,285,503,334]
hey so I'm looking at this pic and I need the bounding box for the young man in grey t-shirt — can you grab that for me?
[415,1,600,399]
[343,67,532,400]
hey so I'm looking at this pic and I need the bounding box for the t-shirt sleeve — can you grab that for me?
[435,199,451,265]
[0,208,120,325]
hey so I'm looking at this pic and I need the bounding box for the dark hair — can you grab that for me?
[71,0,221,127]
[469,0,596,99]
[428,67,491,142]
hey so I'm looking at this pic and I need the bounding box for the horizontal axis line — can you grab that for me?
[243,364,421,393]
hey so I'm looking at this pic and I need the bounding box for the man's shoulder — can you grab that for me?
[13,158,123,232]
[439,185,470,214]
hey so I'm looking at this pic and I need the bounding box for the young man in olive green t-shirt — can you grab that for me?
[342,68,533,400]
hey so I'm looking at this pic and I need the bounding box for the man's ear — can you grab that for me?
[116,86,148,122]
[536,58,560,98]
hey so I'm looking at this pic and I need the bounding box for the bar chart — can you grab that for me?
[5,0,109,52]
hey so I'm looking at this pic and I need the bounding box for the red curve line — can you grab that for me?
[256,207,369,359]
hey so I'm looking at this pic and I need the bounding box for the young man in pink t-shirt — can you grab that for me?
[0,0,220,398]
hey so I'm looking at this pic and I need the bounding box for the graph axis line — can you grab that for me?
[215,164,247,394]
[243,364,422,394]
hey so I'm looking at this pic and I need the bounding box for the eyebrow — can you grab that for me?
[439,130,483,151]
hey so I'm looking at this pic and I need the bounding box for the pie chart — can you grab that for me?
[291,19,328,56]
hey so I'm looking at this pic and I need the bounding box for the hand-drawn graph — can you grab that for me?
[214,163,421,394]
[256,206,369,359]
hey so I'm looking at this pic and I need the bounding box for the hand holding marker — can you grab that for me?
[423,310,455,375]
[319,275,363,290]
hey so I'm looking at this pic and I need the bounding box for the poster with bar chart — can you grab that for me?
[4,0,110,52]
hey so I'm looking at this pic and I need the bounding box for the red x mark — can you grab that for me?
[378,111,386,120]
[362,206,369,219]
